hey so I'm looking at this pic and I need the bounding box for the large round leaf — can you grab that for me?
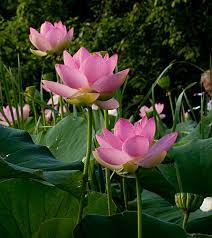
[32,218,76,238]
[0,125,83,196]
[0,179,79,238]
[42,115,88,162]
[170,138,212,196]
[74,212,190,238]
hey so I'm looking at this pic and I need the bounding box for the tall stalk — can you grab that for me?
[77,107,93,223]
[104,110,113,216]
[135,171,142,238]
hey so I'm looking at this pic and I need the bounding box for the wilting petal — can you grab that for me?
[93,150,123,171]
[137,151,167,168]
[148,132,178,156]
[122,136,149,157]
[95,148,131,166]
[42,80,78,98]
[30,49,47,57]
[67,27,74,40]
[94,98,119,110]
[73,47,90,68]
[67,92,100,105]
[92,68,129,93]
[107,54,118,73]
[45,28,66,49]
[55,64,89,89]
[29,28,51,52]
[114,118,135,142]
[63,51,78,69]
[102,128,122,150]
[40,21,54,35]
[80,55,111,84]
[139,106,150,117]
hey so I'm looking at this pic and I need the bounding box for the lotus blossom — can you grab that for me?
[29,21,74,56]
[140,103,165,119]
[0,104,30,126]
[45,94,67,121]
[93,116,178,174]
[42,47,129,109]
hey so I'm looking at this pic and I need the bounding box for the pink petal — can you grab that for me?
[104,53,109,60]
[94,98,119,110]
[102,128,122,150]
[42,80,78,98]
[93,150,123,171]
[95,148,132,166]
[22,104,30,120]
[142,132,178,162]
[29,28,51,51]
[54,21,67,34]
[0,120,9,126]
[107,54,118,73]
[55,64,89,89]
[138,117,156,145]
[91,69,129,93]
[40,21,54,35]
[67,27,74,40]
[114,118,135,142]
[47,95,60,105]
[137,151,167,168]
[134,116,148,133]
[96,133,112,148]
[80,54,111,84]
[73,47,90,68]
[63,51,78,69]
[45,28,66,49]
[45,109,52,121]
[122,136,149,157]
[155,103,164,114]
[4,106,13,123]
[139,105,150,117]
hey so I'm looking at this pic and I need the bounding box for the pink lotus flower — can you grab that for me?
[93,116,178,174]
[29,21,74,56]
[140,103,165,119]
[45,94,67,121]
[42,47,129,109]
[0,104,30,126]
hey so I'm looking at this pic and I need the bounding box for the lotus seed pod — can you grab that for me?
[175,193,204,212]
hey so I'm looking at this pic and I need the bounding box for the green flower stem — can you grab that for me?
[135,171,142,238]
[32,100,38,125]
[122,177,128,211]
[77,106,93,223]
[167,91,175,124]
[182,210,190,231]
[50,92,56,125]
[104,110,113,216]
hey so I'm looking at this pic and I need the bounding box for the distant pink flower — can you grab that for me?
[45,95,67,121]
[140,103,165,119]
[42,47,129,109]
[0,104,30,126]
[29,21,74,55]
[93,116,178,174]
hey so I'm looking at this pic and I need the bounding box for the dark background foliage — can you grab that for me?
[0,0,211,116]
